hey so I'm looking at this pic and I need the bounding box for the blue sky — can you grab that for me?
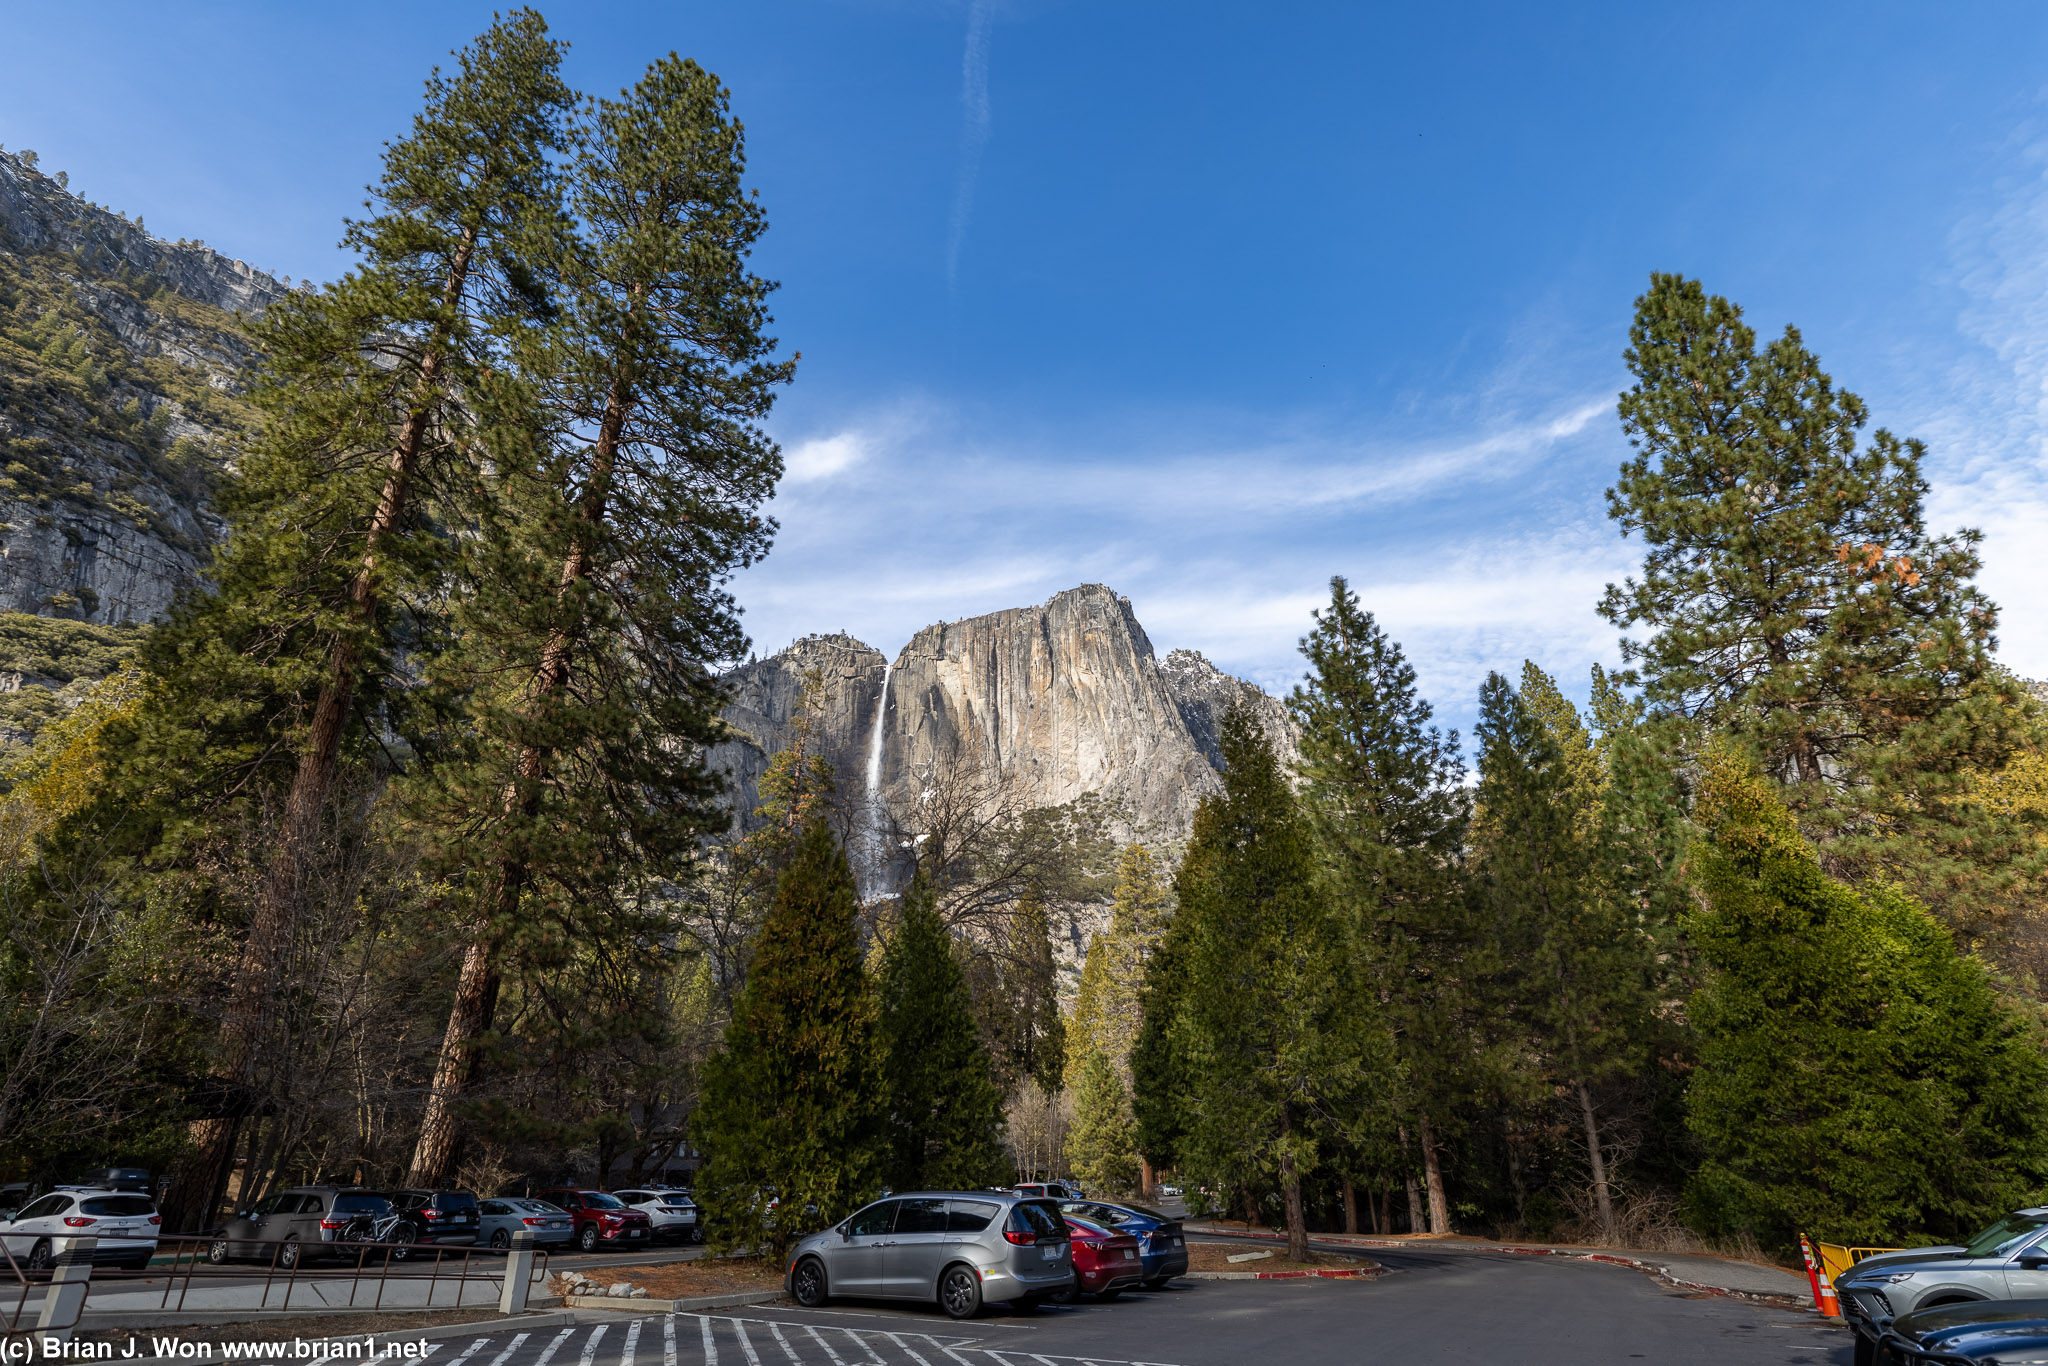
[8,2,2048,737]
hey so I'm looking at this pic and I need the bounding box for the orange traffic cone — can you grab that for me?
[1798,1235,1842,1318]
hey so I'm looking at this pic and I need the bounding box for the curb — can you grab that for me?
[1183,1226,1806,1308]
[77,1299,563,1331]
[566,1290,784,1313]
[1186,1268,1378,1281]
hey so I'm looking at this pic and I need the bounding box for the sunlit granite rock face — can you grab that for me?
[710,585,1299,839]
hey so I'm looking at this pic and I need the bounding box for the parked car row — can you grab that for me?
[1837,1206,2048,1363]
[0,1179,705,1274]
[784,1189,1189,1321]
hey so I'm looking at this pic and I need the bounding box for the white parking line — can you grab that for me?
[766,1323,805,1365]
[841,1331,887,1366]
[621,1319,642,1366]
[578,1323,610,1366]
[664,1314,678,1366]
[485,1332,530,1366]
[533,1327,576,1366]
[803,1326,848,1366]
[450,1340,490,1366]
[731,1320,764,1366]
[881,1335,931,1366]
[700,1315,718,1366]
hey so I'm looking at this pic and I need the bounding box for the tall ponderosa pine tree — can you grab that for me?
[1289,575,1467,1234]
[1173,706,1379,1261]
[1067,1050,1141,1195]
[403,53,792,1183]
[1682,746,2048,1247]
[1471,669,1661,1245]
[694,821,882,1259]
[147,13,575,1227]
[876,870,1008,1191]
[964,892,1067,1096]
[1602,273,2039,936]
[1131,834,1199,1180]
[1065,844,1170,1084]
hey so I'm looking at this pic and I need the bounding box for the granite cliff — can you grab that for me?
[0,147,285,623]
[710,584,1299,840]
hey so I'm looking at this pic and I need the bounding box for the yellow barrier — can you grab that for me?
[1816,1242,1903,1283]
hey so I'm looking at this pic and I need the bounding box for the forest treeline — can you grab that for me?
[5,12,2048,1261]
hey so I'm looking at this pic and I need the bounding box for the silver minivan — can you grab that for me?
[785,1191,1074,1320]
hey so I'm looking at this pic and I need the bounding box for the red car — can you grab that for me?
[533,1189,653,1253]
[1060,1213,1144,1300]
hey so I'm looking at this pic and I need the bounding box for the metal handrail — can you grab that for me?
[2,1233,550,1327]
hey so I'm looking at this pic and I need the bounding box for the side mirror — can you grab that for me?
[2023,1253,2048,1270]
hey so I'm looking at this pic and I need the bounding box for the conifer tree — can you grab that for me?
[148,13,575,1227]
[1682,746,2048,1247]
[402,52,793,1183]
[1131,837,1200,1180]
[1174,706,1380,1261]
[1067,1050,1141,1194]
[1289,576,1467,1233]
[966,892,1067,1095]
[1602,274,2039,935]
[1472,669,1661,1245]
[1065,844,1169,1083]
[694,821,882,1259]
[876,870,1008,1191]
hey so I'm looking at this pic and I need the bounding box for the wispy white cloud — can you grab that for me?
[945,0,997,291]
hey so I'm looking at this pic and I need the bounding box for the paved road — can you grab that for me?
[203,1247,1852,1365]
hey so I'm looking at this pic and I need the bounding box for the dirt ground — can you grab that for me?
[1184,1241,1376,1273]
[591,1256,786,1298]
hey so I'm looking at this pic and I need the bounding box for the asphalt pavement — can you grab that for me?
[168,1241,1851,1365]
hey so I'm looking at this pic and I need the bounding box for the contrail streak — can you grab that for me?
[946,0,997,291]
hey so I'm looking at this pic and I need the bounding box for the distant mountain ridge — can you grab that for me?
[709,584,1299,840]
[0,147,286,622]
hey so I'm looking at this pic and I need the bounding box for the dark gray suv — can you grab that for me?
[785,1191,1074,1320]
[208,1187,393,1268]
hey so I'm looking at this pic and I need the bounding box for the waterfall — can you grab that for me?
[861,657,894,899]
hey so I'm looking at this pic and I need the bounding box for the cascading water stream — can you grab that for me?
[860,657,894,900]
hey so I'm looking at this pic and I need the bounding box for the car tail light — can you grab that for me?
[523,1217,548,1226]
[1003,1230,1035,1246]
[147,1216,161,1226]
[320,1219,347,1230]
[421,1208,441,1221]
[62,1217,97,1228]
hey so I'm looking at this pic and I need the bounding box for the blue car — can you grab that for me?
[1059,1199,1188,1288]
[478,1197,576,1251]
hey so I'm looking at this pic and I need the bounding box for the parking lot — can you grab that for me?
[170,1238,1857,1366]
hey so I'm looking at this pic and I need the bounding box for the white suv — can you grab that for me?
[0,1188,160,1270]
[611,1189,702,1244]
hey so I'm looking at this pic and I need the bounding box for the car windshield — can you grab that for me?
[80,1196,155,1216]
[1963,1214,2048,1258]
[584,1193,626,1210]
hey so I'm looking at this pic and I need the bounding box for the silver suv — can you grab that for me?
[784,1191,1073,1320]
[1837,1208,2048,1359]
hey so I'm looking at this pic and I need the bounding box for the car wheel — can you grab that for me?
[490,1230,510,1251]
[791,1257,829,1308]
[26,1240,53,1272]
[1852,1339,1875,1366]
[207,1238,230,1265]
[938,1265,982,1321]
[578,1224,600,1253]
[277,1240,300,1271]
[689,1228,705,1245]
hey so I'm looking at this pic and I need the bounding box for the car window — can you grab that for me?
[15,1195,69,1222]
[333,1194,390,1214]
[434,1193,478,1212]
[521,1200,564,1215]
[480,1200,509,1216]
[895,1198,949,1234]
[614,1192,650,1203]
[552,1194,581,1208]
[1010,1201,1065,1240]
[584,1193,626,1210]
[1120,1204,1170,1221]
[244,1195,280,1218]
[1963,1214,2048,1258]
[947,1200,999,1233]
[80,1196,155,1217]
[845,1202,898,1238]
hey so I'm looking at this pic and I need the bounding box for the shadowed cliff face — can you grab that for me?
[709,585,1299,839]
[0,148,285,623]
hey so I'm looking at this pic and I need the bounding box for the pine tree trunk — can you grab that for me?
[1418,1109,1451,1234]
[1577,1080,1617,1245]
[1139,1156,1155,1198]
[1280,1107,1308,1263]
[1404,1175,1421,1233]
[167,229,478,1231]
[405,361,631,1184]
[1341,1177,1358,1235]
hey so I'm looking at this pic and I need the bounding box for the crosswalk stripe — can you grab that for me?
[841,1331,886,1366]
[766,1323,804,1366]
[803,1326,847,1366]
[621,1319,642,1366]
[484,1332,530,1366]
[700,1314,718,1366]
[450,1340,490,1366]
[663,1314,678,1366]
[533,1327,576,1366]
[579,1322,610,1366]
[882,1334,931,1366]
[730,1320,763,1366]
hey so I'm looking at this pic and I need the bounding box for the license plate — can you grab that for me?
[1041,1245,1062,1261]
[628,1229,644,1237]
[1122,1250,1135,1260]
